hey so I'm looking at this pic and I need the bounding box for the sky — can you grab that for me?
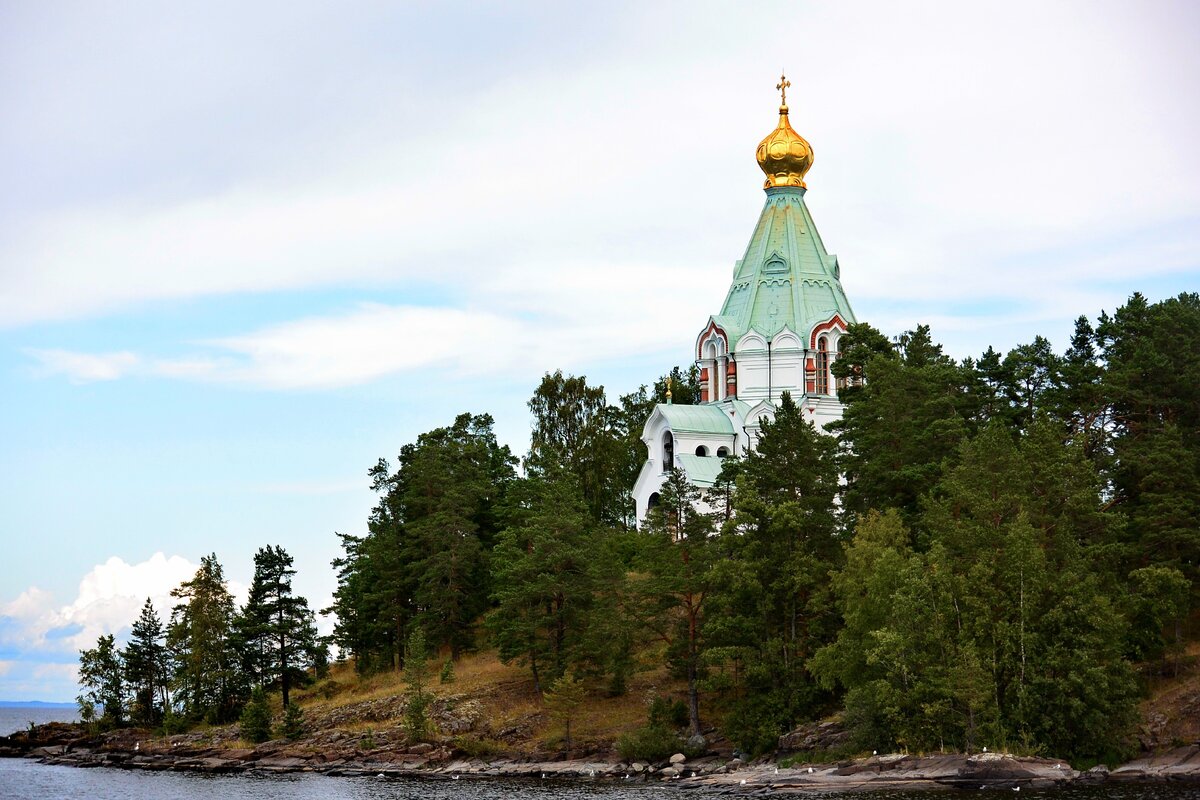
[1,0,1198,703]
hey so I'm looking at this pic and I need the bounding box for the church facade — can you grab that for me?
[632,78,857,520]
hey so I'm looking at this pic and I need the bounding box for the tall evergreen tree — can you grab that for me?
[705,393,840,753]
[235,545,320,707]
[488,469,598,691]
[167,554,243,723]
[327,413,515,668]
[78,634,125,728]
[633,468,715,736]
[122,598,168,727]
[834,326,970,528]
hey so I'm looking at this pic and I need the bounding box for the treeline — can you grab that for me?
[329,291,1198,762]
[77,546,325,732]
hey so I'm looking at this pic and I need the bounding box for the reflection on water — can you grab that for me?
[1,758,1199,799]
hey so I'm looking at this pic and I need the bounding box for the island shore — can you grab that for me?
[3,722,1199,792]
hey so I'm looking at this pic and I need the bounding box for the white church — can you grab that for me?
[632,77,857,520]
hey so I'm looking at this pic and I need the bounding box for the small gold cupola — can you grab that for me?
[756,72,814,189]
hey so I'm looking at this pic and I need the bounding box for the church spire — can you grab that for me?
[756,71,814,189]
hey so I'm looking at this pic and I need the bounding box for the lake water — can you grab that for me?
[0,707,78,736]
[0,758,1198,800]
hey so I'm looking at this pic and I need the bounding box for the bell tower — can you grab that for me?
[633,75,858,521]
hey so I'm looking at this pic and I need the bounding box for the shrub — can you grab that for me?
[279,703,305,740]
[239,687,272,744]
[617,723,680,762]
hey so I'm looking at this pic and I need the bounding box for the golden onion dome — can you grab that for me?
[756,72,814,189]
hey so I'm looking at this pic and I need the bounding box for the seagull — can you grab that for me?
[774,767,779,774]
[134,742,139,752]
[452,775,459,781]
[872,750,877,756]
[808,767,814,774]
[983,747,988,753]
[740,779,747,785]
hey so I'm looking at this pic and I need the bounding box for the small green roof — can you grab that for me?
[676,453,726,487]
[657,404,735,435]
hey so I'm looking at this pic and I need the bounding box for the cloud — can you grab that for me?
[1,2,1197,337]
[25,349,140,382]
[1,553,204,657]
[24,255,713,388]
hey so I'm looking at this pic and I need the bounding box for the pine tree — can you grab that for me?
[122,598,168,727]
[543,672,587,750]
[239,686,272,744]
[706,392,840,753]
[633,468,714,737]
[403,627,432,742]
[167,554,243,723]
[488,469,597,691]
[235,545,319,707]
[78,634,125,728]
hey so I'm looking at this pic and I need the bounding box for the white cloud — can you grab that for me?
[1,1,1196,338]
[24,255,713,388]
[25,349,140,382]
[1,553,209,656]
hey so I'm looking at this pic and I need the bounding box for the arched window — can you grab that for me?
[717,447,730,458]
[695,445,708,457]
[662,432,674,470]
[647,492,661,511]
[816,336,830,395]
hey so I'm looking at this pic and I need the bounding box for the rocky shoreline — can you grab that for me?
[3,723,1200,792]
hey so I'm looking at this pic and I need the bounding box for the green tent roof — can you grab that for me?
[717,186,856,344]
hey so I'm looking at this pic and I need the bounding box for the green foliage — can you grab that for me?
[487,468,602,690]
[632,468,715,736]
[452,734,503,757]
[616,723,686,763]
[439,658,455,684]
[647,695,688,729]
[78,634,125,729]
[403,627,432,742]
[122,598,167,728]
[617,695,705,762]
[703,393,841,753]
[833,326,970,528]
[234,545,321,708]
[278,701,306,740]
[239,686,272,744]
[325,413,516,670]
[543,671,587,749]
[167,554,244,724]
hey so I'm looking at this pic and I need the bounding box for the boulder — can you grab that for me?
[669,753,687,765]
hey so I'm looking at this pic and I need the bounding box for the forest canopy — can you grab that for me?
[81,292,1199,763]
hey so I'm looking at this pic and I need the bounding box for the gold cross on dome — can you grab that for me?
[776,72,791,106]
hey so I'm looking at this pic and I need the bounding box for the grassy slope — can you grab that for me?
[290,647,695,756]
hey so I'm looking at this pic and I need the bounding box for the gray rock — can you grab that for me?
[669,753,687,765]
